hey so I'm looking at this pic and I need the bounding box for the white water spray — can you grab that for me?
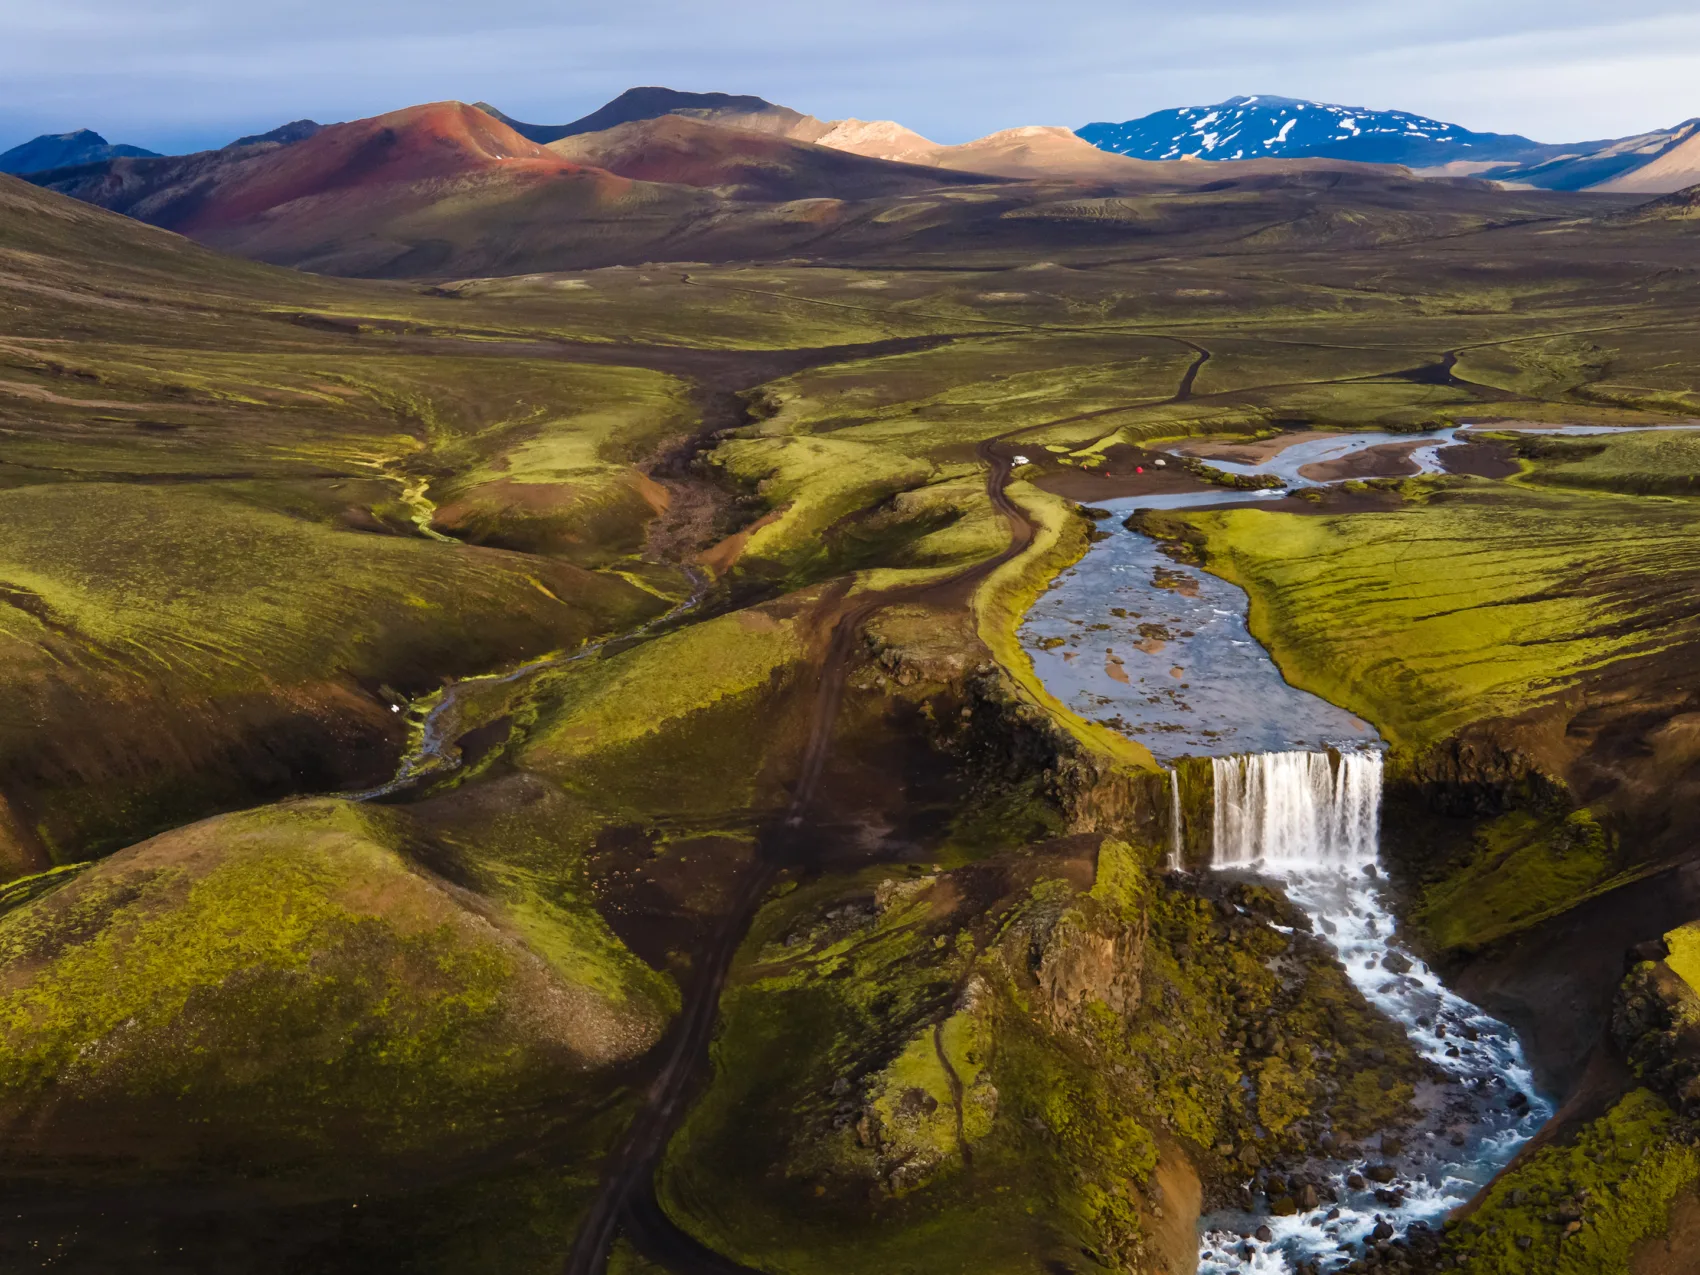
[1197,749,1549,1275]
[1211,751,1381,868]
[1168,768,1184,871]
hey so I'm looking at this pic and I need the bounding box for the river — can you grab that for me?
[1017,424,1608,1274]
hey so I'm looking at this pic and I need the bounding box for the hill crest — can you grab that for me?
[0,128,160,176]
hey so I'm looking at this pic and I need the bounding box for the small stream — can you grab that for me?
[1016,424,1616,1273]
[354,566,710,801]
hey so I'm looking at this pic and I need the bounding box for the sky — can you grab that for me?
[3,0,1699,154]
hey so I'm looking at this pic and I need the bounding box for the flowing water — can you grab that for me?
[354,566,710,800]
[1190,750,1550,1274]
[1014,426,1600,1272]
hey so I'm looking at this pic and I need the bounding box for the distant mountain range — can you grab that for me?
[480,94,1392,185]
[22,95,1538,279]
[0,129,158,175]
[13,86,1700,279]
[11,91,1700,196]
[1076,95,1700,192]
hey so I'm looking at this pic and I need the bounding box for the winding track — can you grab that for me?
[563,343,1209,1275]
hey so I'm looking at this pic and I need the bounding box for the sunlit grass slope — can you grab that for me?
[1183,480,1700,751]
[0,482,656,869]
[0,799,671,1174]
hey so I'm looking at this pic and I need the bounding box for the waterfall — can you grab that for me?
[1210,750,1381,867]
[1168,768,1184,870]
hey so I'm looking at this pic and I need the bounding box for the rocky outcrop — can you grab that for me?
[1037,902,1146,1032]
[1613,944,1700,1112]
[857,606,1166,843]
[1403,726,1569,817]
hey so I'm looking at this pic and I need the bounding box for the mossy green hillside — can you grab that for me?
[840,473,1011,590]
[1441,1089,1699,1274]
[1452,335,1611,400]
[0,481,658,870]
[523,604,807,773]
[0,799,672,1177]
[658,840,1425,1275]
[1414,808,1616,953]
[707,434,937,584]
[1515,428,1700,498]
[1178,481,1700,751]
[973,480,1153,771]
[414,361,694,562]
[0,339,694,561]
[1664,924,1700,996]
[746,333,1197,453]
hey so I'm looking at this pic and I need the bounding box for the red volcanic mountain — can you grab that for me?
[168,101,604,233]
[35,101,720,276]
[546,114,991,201]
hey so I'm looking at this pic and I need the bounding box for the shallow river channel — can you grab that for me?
[1018,425,1594,1274]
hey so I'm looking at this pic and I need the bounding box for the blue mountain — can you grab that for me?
[0,129,160,175]
[1078,96,1580,168]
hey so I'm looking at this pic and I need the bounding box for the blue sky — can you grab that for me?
[3,0,1698,153]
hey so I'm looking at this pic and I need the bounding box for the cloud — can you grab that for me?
[0,0,1694,152]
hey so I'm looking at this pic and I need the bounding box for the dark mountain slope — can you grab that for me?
[479,86,828,144]
[231,119,325,148]
[0,128,159,175]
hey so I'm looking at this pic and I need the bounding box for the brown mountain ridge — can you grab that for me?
[545,113,992,201]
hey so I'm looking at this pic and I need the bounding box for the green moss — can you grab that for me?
[1453,335,1608,398]
[1415,809,1615,952]
[1443,1089,1700,1273]
[1663,923,1700,996]
[709,434,936,585]
[1519,428,1700,498]
[0,862,87,918]
[657,839,1423,1273]
[0,799,670,1174]
[607,1240,671,1274]
[0,481,660,868]
[972,480,1155,771]
[522,604,806,772]
[1182,483,1700,750]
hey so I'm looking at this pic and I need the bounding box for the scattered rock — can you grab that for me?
[1367,1164,1398,1183]
[1255,1225,1274,1243]
[1382,952,1413,975]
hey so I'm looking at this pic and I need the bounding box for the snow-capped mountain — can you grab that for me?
[1077,96,1562,168]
